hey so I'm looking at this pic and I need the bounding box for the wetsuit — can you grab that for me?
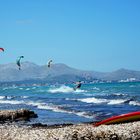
[74,82,81,90]
[76,83,81,89]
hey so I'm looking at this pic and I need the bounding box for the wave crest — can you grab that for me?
[48,85,86,93]
[78,97,108,104]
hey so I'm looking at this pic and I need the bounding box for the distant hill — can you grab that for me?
[0,62,140,84]
[101,68,140,81]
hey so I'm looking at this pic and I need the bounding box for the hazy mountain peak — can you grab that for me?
[22,61,39,68]
[114,68,128,72]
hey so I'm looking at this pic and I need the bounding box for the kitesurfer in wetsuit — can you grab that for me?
[16,56,24,70]
[47,60,52,68]
[74,81,82,90]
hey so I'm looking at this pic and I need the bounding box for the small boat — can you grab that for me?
[94,111,140,127]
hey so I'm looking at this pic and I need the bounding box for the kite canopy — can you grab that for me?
[47,60,53,68]
[0,48,4,52]
[16,56,24,70]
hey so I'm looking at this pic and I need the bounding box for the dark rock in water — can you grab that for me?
[0,109,37,122]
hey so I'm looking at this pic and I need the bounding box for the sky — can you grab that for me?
[0,0,140,72]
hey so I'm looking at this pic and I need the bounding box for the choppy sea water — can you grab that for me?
[0,82,140,125]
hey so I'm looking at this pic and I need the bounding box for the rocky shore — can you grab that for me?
[0,121,140,140]
[0,109,37,122]
[0,109,140,140]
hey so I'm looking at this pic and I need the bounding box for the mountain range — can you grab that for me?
[0,62,140,84]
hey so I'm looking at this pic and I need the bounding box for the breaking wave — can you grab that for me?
[107,99,127,105]
[78,97,108,104]
[0,96,6,99]
[48,85,86,93]
[0,100,24,105]
[0,99,93,119]
[0,96,29,100]
[37,104,93,119]
[111,93,126,96]
[77,97,136,105]
[129,101,140,106]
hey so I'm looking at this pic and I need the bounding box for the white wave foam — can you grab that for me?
[112,93,126,96]
[129,101,140,106]
[25,88,30,91]
[6,96,15,99]
[0,98,93,119]
[37,104,70,113]
[78,97,108,104]
[0,96,6,99]
[78,97,129,105]
[48,85,74,93]
[0,99,44,108]
[74,89,87,93]
[48,85,86,93]
[0,96,16,100]
[21,96,29,99]
[37,104,93,118]
[76,112,93,119]
[37,105,57,110]
[22,100,93,118]
[0,100,24,105]
[108,99,127,105]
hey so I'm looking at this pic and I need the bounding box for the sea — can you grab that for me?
[0,82,140,125]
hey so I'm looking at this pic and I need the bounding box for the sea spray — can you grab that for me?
[48,85,86,93]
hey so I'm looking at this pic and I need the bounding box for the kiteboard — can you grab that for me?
[94,111,140,127]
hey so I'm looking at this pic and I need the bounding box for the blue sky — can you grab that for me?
[0,0,140,72]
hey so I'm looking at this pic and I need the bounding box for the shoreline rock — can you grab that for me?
[0,109,37,122]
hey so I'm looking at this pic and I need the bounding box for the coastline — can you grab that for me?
[0,121,140,140]
[0,109,140,139]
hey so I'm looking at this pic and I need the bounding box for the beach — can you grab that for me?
[0,121,140,140]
